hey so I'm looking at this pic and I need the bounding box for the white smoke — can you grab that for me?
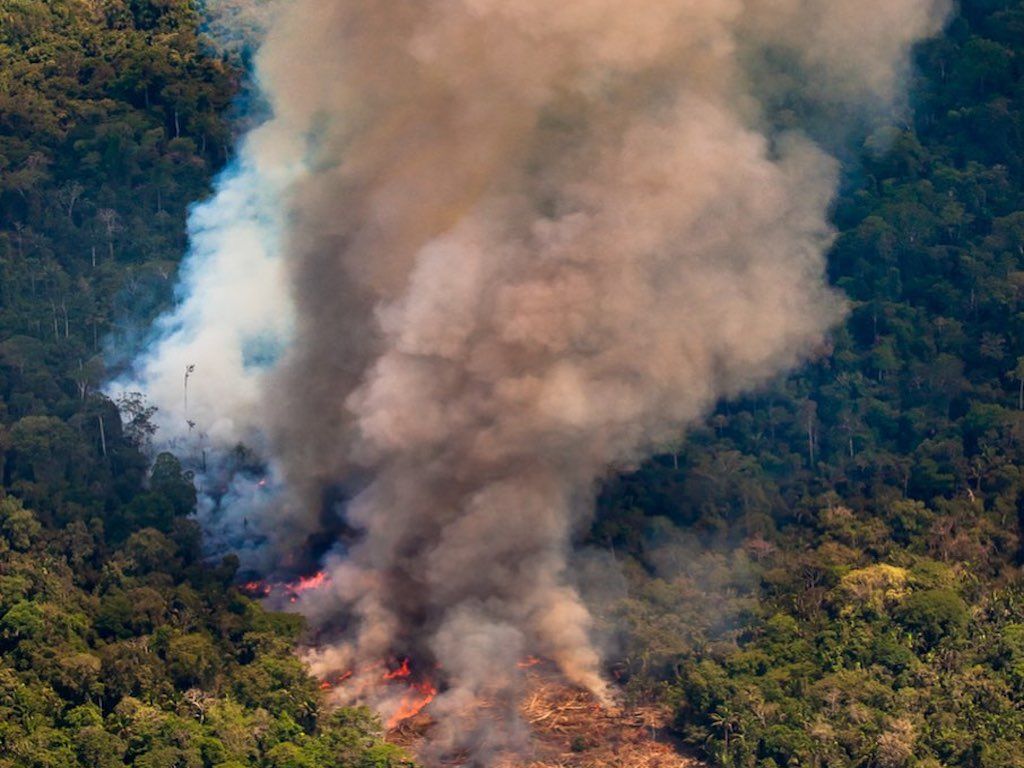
[108,124,303,561]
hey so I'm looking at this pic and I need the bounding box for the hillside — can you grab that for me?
[595,3,1024,766]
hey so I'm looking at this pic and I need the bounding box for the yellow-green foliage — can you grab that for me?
[835,565,911,614]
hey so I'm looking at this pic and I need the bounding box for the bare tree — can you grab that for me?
[801,399,819,468]
[96,208,122,260]
[97,414,107,458]
[12,221,25,260]
[184,363,196,416]
[56,181,84,223]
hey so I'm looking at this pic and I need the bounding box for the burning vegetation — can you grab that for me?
[133,0,950,760]
[301,628,693,768]
[382,662,700,768]
[315,655,439,731]
[243,572,698,764]
[239,570,331,602]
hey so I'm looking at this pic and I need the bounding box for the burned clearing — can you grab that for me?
[388,665,702,768]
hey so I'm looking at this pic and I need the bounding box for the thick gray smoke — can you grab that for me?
[116,0,948,760]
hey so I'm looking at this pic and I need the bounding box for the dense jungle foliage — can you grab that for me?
[595,2,1024,767]
[4,1,1024,768]
[0,1,406,766]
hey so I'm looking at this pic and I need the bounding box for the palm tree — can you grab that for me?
[708,706,742,763]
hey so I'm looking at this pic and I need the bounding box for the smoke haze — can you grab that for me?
[115,0,949,759]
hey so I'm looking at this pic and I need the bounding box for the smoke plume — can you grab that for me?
[115,0,948,759]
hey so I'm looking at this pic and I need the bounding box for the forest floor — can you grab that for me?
[388,665,704,768]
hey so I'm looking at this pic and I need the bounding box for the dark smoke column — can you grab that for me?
[155,0,951,758]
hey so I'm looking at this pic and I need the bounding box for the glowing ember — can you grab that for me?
[240,581,272,597]
[517,656,542,669]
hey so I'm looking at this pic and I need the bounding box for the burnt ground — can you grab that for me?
[386,666,705,768]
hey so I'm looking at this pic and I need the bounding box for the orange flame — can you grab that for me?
[382,657,412,680]
[319,670,354,690]
[386,680,438,729]
[517,656,541,669]
[382,659,437,728]
[289,571,328,593]
[239,571,328,601]
[316,656,438,729]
